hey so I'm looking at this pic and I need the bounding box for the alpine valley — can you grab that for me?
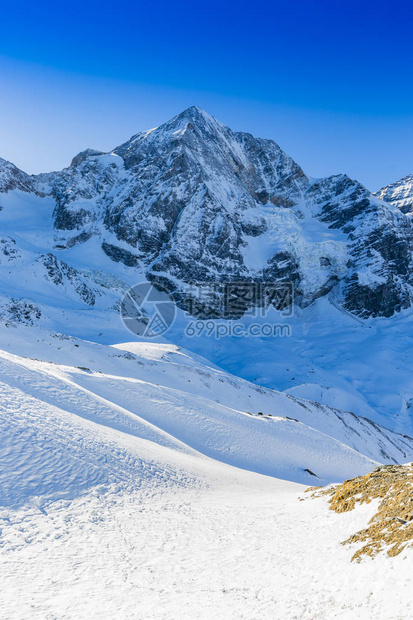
[1,107,413,619]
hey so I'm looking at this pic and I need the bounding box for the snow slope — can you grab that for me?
[1,323,413,619]
[169,297,413,435]
[3,472,413,620]
[1,322,412,502]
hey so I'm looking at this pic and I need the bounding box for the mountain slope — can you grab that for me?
[1,322,413,620]
[2,110,413,620]
[2,108,413,434]
[375,173,413,215]
[1,107,413,324]
[1,322,413,506]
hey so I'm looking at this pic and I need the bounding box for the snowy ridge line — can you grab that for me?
[1,322,413,511]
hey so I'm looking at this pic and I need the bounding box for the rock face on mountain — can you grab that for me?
[1,107,413,320]
[375,174,413,216]
[306,175,413,317]
[0,158,36,193]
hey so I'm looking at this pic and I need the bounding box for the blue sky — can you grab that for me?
[1,0,412,190]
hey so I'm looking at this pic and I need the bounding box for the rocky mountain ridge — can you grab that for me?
[1,106,413,321]
[375,174,413,215]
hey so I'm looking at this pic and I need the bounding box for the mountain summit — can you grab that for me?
[1,107,413,323]
[375,174,413,215]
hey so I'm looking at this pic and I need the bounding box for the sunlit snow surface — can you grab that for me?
[0,323,412,619]
[3,322,412,496]
[2,147,413,617]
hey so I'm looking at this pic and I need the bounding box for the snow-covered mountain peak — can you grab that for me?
[112,105,306,191]
[113,105,242,172]
[1,107,413,327]
[0,157,34,193]
[169,104,222,129]
[375,173,413,215]
[154,105,227,139]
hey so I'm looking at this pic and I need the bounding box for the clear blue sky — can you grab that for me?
[1,0,412,190]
